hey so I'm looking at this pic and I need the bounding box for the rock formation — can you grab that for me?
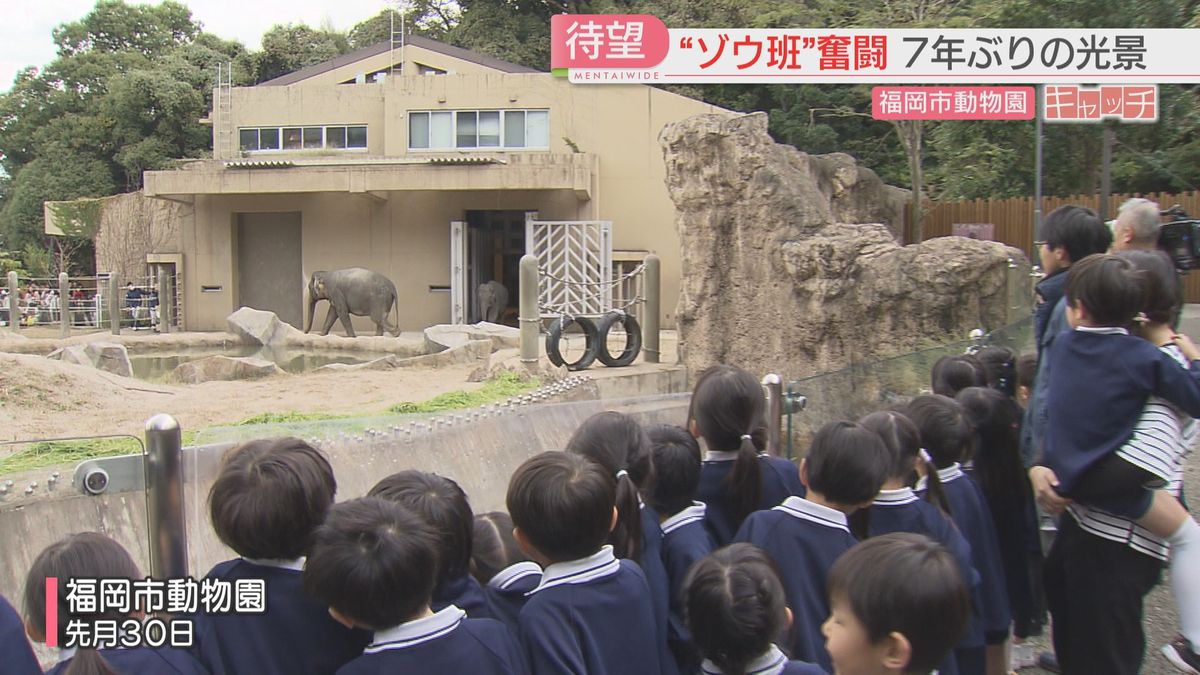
[659,113,1030,380]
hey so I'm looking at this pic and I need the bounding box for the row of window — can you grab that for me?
[237,110,550,153]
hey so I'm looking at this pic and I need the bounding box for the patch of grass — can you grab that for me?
[235,411,347,426]
[387,371,539,414]
[0,437,144,475]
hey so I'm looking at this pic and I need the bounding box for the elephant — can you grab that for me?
[305,268,400,337]
[477,280,509,324]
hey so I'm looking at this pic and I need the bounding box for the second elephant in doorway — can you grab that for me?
[305,268,400,337]
[477,280,509,324]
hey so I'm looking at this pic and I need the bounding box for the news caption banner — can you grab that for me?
[44,576,266,649]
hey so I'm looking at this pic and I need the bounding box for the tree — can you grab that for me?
[245,24,350,83]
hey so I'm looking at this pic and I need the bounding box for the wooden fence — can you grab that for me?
[916,191,1200,302]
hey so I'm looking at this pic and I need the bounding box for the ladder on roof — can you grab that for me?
[215,62,233,159]
[389,0,410,76]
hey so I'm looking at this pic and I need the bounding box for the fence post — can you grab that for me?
[762,373,783,456]
[157,268,170,334]
[643,254,660,363]
[519,254,539,365]
[59,272,70,338]
[145,414,187,579]
[109,273,121,336]
[6,271,16,330]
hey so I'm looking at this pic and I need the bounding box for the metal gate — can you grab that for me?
[525,219,612,318]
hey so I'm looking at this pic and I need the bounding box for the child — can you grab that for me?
[930,355,987,398]
[368,470,490,619]
[1,594,38,675]
[304,497,526,674]
[647,424,717,673]
[972,346,1017,399]
[1014,352,1037,408]
[823,533,971,675]
[903,396,1010,675]
[507,451,665,674]
[24,532,208,675]
[690,365,805,545]
[683,544,825,675]
[192,437,369,675]
[471,511,541,633]
[734,420,890,671]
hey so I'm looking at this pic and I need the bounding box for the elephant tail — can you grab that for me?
[387,290,400,335]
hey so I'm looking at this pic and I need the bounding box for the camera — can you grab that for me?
[1157,204,1200,274]
[83,467,109,495]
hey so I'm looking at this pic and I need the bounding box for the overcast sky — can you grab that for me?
[0,0,394,91]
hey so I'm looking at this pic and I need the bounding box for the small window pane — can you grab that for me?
[478,111,500,147]
[259,128,280,150]
[504,111,525,147]
[282,127,302,150]
[326,126,347,148]
[303,127,323,149]
[347,126,367,148]
[456,111,477,148]
[239,129,259,151]
[409,113,429,149]
[526,111,548,148]
[429,112,452,148]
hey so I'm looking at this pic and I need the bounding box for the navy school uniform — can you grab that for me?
[700,645,826,675]
[46,646,209,675]
[432,573,492,619]
[483,561,543,633]
[517,545,665,675]
[733,496,856,672]
[640,504,682,675]
[699,452,805,545]
[661,502,718,673]
[1,594,39,675]
[190,558,371,675]
[335,605,526,675]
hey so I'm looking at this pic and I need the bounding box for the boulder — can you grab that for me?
[83,342,133,378]
[227,308,304,347]
[172,356,281,384]
[469,322,521,350]
[658,112,1031,381]
[423,324,474,352]
[317,339,492,373]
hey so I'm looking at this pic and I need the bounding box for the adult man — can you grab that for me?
[1112,197,1163,252]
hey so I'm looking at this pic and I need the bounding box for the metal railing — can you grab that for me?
[3,271,182,336]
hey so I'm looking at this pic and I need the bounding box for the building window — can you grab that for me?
[408,109,550,150]
[238,125,368,152]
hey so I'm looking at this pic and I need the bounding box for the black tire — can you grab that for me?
[595,311,642,367]
[546,316,599,371]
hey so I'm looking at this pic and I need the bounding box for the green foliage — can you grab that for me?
[0,436,142,475]
[244,24,351,83]
[0,248,24,276]
[387,371,539,413]
[48,198,103,238]
[235,410,345,425]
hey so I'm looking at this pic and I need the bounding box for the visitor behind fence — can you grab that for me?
[507,451,665,675]
[24,532,207,675]
[1,593,40,675]
[304,497,527,675]
[733,420,890,671]
[190,437,369,675]
[823,533,971,675]
[682,543,824,675]
[690,365,805,546]
[471,511,541,634]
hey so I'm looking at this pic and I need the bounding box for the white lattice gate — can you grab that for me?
[525,219,613,318]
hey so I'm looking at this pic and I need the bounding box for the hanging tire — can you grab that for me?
[595,311,642,367]
[546,316,599,371]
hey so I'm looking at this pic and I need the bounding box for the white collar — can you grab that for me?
[661,502,707,534]
[365,605,466,654]
[242,556,305,571]
[58,647,78,663]
[916,463,964,490]
[701,645,789,674]
[1074,325,1129,335]
[774,496,849,533]
[487,561,542,591]
[873,487,919,505]
[528,545,620,595]
[704,450,741,462]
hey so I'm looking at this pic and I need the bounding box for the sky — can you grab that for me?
[0,0,396,91]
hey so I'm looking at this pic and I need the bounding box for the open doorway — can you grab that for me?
[465,210,527,325]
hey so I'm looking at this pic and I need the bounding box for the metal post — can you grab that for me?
[519,254,539,364]
[59,272,70,338]
[6,271,17,330]
[1034,84,1043,253]
[762,373,782,457]
[109,273,121,335]
[157,268,170,334]
[145,414,187,579]
[643,254,661,363]
[1100,124,1114,222]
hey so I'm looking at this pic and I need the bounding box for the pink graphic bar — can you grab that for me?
[45,577,58,647]
[872,86,1035,121]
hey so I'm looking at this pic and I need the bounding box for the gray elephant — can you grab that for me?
[477,280,509,324]
[305,268,400,337]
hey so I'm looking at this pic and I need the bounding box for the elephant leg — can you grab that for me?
[321,307,338,336]
[338,309,357,338]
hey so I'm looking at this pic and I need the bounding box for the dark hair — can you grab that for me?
[930,355,987,398]
[972,346,1017,398]
[304,497,440,630]
[646,424,703,516]
[1116,249,1181,327]
[507,451,615,562]
[683,544,789,675]
[901,395,974,470]
[827,533,970,674]
[689,365,767,524]
[470,511,528,585]
[25,533,142,675]
[566,411,653,561]
[368,470,474,585]
[209,437,336,560]
[1015,352,1037,391]
[956,387,1031,516]
[1038,204,1112,265]
[858,410,950,515]
[1065,253,1146,327]
[804,421,890,507]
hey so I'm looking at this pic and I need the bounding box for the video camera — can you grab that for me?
[1157,204,1200,274]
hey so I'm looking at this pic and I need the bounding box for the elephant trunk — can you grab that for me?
[305,293,316,333]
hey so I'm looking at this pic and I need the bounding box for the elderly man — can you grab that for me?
[1112,197,1162,252]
